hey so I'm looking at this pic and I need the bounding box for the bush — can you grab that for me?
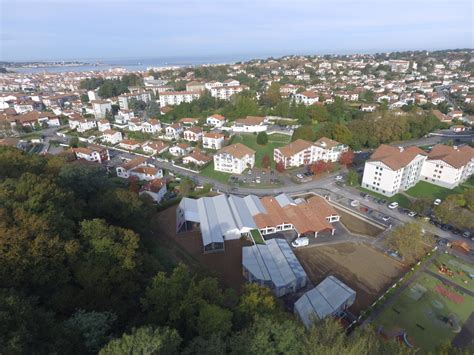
[256,131,268,145]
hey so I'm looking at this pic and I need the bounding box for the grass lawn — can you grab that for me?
[229,133,290,168]
[200,163,232,184]
[374,272,473,351]
[357,186,413,209]
[405,181,473,200]
[250,229,265,244]
[427,253,474,293]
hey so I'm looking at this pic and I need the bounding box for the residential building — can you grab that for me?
[119,139,141,151]
[213,143,255,174]
[210,85,249,100]
[116,157,163,180]
[361,145,427,196]
[186,81,206,92]
[202,132,225,150]
[420,145,474,189]
[206,113,226,127]
[158,91,201,106]
[274,137,348,169]
[183,149,212,166]
[102,129,123,144]
[91,100,111,119]
[183,126,202,142]
[118,91,151,110]
[97,119,111,132]
[141,118,161,134]
[69,117,97,133]
[294,91,319,105]
[72,146,110,163]
[232,116,267,133]
[388,59,410,73]
[169,142,192,156]
[142,141,169,155]
[139,178,167,203]
[164,123,183,140]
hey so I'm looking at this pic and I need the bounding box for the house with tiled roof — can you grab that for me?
[183,148,212,166]
[183,126,203,142]
[214,143,255,174]
[72,146,110,164]
[362,144,427,196]
[116,157,163,180]
[164,122,183,140]
[232,116,267,133]
[294,91,319,105]
[139,178,167,203]
[206,114,226,127]
[202,132,225,150]
[420,145,474,189]
[274,137,348,169]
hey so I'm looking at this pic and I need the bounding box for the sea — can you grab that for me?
[9,53,284,74]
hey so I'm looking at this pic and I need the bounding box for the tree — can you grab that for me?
[261,154,270,169]
[291,125,313,142]
[256,131,268,145]
[410,198,432,216]
[64,309,116,352]
[178,177,195,196]
[339,150,355,167]
[196,303,233,338]
[346,169,359,186]
[100,326,181,355]
[387,222,426,262]
[307,105,329,122]
[69,136,79,148]
[310,160,333,175]
[80,94,89,103]
[235,284,279,327]
[275,161,285,173]
[260,82,282,107]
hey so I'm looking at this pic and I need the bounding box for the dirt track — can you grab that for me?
[295,242,406,314]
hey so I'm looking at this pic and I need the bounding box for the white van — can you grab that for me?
[291,237,309,248]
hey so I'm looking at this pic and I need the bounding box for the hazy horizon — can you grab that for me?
[1,0,473,62]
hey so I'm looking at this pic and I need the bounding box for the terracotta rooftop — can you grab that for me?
[235,116,265,126]
[217,143,255,159]
[277,139,313,157]
[370,144,427,171]
[427,144,474,169]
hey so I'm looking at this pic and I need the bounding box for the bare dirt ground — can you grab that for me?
[295,241,406,314]
[334,207,384,238]
[152,206,250,291]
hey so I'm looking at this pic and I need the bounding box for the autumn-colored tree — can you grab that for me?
[339,150,355,167]
[275,161,285,173]
[310,160,333,175]
[261,155,270,169]
[128,176,140,193]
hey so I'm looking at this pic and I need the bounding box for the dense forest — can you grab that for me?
[0,147,417,354]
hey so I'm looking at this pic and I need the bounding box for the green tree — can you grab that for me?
[100,326,181,355]
[261,82,282,107]
[64,309,116,352]
[291,125,314,141]
[346,169,359,186]
[196,303,233,338]
[387,222,426,261]
[257,131,268,145]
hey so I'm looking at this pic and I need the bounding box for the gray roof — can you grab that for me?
[179,194,259,247]
[242,238,307,290]
[243,195,267,216]
[275,193,294,207]
[295,276,356,328]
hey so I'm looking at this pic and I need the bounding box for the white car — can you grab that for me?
[296,174,304,179]
[335,175,343,181]
[382,215,391,222]
[388,202,399,209]
[407,211,417,217]
[350,200,360,207]
[434,199,442,206]
[292,237,309,248]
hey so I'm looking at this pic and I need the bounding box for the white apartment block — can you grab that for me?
[159,91,201,107]
[69,117,97,133]
[213,143,255,174]
[362,145,428,197]
[274,137,348,169]
[97,120,111,132]
[101,129,123,144]
[210,85,249,100]
[118,91,152,110]
[420,145,474,189]
[202,132,225,150]
[363,144,474,196]
[91,100,111,119]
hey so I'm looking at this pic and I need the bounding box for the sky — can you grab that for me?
[0,0,473,62]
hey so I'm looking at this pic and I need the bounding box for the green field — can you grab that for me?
[406,181,473,200]
[200,163,232,183]
[374,271,473,351]
[229,133,291,168]
[357,187,413,208]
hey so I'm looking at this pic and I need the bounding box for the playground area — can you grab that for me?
[427,252,474,293]
[374,270,473,352]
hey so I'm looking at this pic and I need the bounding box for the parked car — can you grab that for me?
[292,237,309,248]
[462,231,471,239]
[335,175,343,181]
[408,211,417,217]
[388,202,399,209]
[350,200,360,207]
[296,173,304,179]
[382,215,391,222]
[434,198,442,206]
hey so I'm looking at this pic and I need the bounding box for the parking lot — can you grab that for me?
[229,167,287,186]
